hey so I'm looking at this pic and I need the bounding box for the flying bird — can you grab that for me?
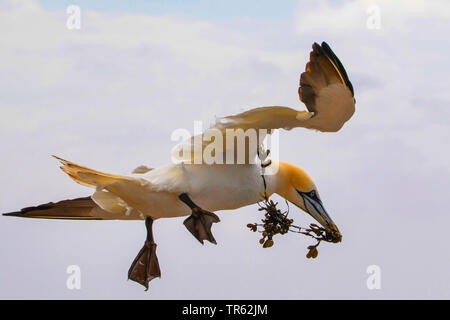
[3,42,355,290]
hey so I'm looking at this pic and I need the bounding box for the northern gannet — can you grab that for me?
[3,42,355,290]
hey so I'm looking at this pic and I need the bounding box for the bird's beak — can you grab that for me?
[300,193,341,239]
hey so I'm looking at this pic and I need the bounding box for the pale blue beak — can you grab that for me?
[297,190,334,230]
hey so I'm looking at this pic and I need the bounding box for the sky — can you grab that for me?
[39,0,299,20]
[0,0,449,299]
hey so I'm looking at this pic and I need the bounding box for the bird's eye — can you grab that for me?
[310,190,315,197]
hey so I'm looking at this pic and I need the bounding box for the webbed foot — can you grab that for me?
[128,217,161,290]
[184,207,220,245]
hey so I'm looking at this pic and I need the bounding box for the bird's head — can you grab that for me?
[273,161,340,236]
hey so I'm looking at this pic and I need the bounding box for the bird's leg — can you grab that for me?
[179,193,220,245]
[128,217,161,291]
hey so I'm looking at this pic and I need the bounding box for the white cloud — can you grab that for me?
[296,0,450,34]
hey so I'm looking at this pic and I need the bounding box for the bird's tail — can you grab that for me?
[3,156,144,220]
[52,155,132,188]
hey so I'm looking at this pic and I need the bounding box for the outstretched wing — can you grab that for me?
[211,42,355,133]
[172,42,355,163]
[171,122,269,164]
[297,42,355,132]
[299,42,354,113]
[2,197,144,220]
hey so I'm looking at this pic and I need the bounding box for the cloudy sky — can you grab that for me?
[0,0,449,299]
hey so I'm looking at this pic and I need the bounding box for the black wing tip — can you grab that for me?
[2,211,37,219]
[319,41,354,96]
[3,212,23,218]
[2,203,53,218]
[320,41,331,50]
[3,212,102,220]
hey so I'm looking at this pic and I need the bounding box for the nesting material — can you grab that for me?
[247,193,342,259]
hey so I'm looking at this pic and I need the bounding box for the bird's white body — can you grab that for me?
[135,163,267,218]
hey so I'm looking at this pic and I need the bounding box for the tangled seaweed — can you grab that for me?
[247,192,342,259]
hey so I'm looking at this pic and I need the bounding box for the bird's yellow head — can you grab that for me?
[274,161,340,234]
